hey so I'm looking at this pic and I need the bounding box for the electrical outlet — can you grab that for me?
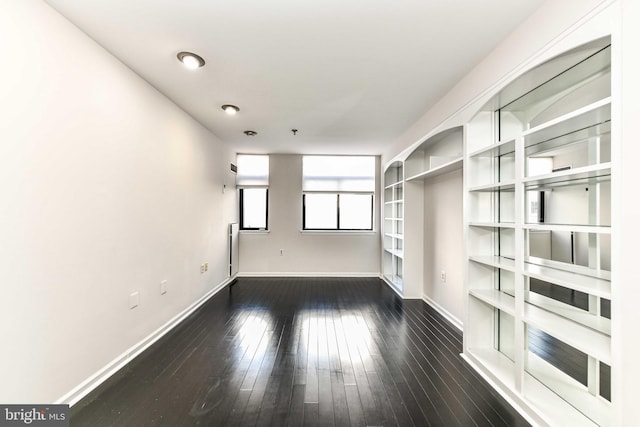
[440,270,446,283]
[160,280,167,295]
[204,262,208,272]
[200,264,205,274]
[130,291,139,309]
[280,249,283,256]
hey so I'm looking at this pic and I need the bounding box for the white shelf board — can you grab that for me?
[523,98,611,146]
[384,248,403,259]
[405,157,463,182]
[386,274,403,291]
[525,120,611,156]
[468,222,516,229]
[384,233,404,240]
[524,263,611,299]
[527,292,611,335]
[383,199,404,205]
[469,289,516,315]
[468,180,516,192]
[468,138,516,158]
[523,223,611,234]
[523,162,611,188]
[525,352,610,427]
[523,302,611,364]
[464,348,516,390]
[468,255,516,272]
[384,217,404,221]
[384,181,403,189]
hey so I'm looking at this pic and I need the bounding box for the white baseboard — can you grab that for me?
[56,275,236,407]
[422,294,464,332]
[237,271,379,278]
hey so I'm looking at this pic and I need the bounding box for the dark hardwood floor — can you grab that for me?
[71,277,530,426]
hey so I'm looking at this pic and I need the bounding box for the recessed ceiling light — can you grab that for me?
[244,130,257,136]
[177,51,205,69]
[221,104,240,115]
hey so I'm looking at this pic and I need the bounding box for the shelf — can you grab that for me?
[527,292,611,335]
[524,355,607,427]
[405,157,463,181]
[384,181,403,189]
[385,274,403,290]
[525,120,610,157]
[384,248,403,259]
[523,98,611,147]
[468,222,516,229]
[464,40,612,427]
[464,348,516,390]
[523,162,611,187]
[469,138,516,158]
[384,233,404,240]
[468,181,516,192]
[523,223,611,234]
[523,302,610,364]
[384,199,404,205]
[468,255,516,272]
[384,217,404,221]
[469,289,516,315]
[524,263,610,299]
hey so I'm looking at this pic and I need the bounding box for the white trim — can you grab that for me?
[422,294,464,332]
[460,353,546,427]
[56,275,236,407]
[299,230,377,235]
[237,272,379,278]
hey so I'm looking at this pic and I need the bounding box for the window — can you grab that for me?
[237,154,269,230]
[302,156,375,231]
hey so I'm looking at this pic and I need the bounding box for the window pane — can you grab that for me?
[340,194,373,230]
[242,188,267,229]
[304,194,337,229]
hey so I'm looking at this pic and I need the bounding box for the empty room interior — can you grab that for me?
[2,0,640,426]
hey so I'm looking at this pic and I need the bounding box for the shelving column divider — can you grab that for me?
[513,135,526,393]
[587,134,602,398]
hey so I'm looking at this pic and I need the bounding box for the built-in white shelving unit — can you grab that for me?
[383,161,404,291]
[405,127,463,182]
[464,38,613,426]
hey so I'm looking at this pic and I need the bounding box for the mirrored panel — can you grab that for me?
[526,230,611,272]
[525,176,610,226]
[525,127,611,178]
[496,310,515,361]
[468,190,515,223]
[499,45,611,140]
[526,277,611,334]
[526,325,610,422]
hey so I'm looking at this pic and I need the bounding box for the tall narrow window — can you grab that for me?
[237,154,269,230]
[302,156,375,231]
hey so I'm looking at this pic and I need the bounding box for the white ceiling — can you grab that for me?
[44,0,544,155]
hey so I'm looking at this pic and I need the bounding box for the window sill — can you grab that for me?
[239,230,270,234]
[299,230,377,235]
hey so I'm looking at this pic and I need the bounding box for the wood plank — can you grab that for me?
[70,277,530,427]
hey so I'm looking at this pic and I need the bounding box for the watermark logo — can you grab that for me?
[0,405,68,427]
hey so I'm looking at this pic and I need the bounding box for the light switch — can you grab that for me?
[130,291,140,309]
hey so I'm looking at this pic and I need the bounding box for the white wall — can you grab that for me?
[239,154,380,275]
[0,0,236,404]
[384,0,614,164]
[422,170,464,324]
